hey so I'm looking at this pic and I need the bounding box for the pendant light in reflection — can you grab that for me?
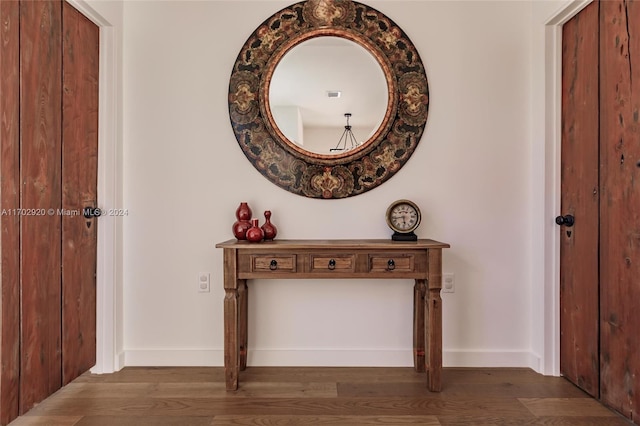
[330,113,359,152]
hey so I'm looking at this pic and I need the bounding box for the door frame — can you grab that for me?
[536,0,593,376]
[65,0,122,374]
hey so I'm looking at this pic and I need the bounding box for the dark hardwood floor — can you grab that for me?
[10,367,632,425]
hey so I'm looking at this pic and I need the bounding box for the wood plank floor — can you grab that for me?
[10,367,632,425]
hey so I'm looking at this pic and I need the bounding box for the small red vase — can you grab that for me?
[246,218,264,243]
[261,210,277,241]
[235,202,252,221]
[233,202,253,240]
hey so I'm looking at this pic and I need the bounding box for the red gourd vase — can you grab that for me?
[261,210,277,241]
[232,202,252,240]
[246,218,264,243]
[235,202,251,220]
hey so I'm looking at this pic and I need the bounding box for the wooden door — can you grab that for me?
[561,0,640,422]
[61,0,99,386]
[598,0,640,418]
[0,0,99,421]
[560,0,600,399]
[0,1,22,424]
[19,0,64,410]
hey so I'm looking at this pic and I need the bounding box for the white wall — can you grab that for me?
[120,0,540,368]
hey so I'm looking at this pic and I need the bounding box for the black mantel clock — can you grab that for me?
[385,199,421,241]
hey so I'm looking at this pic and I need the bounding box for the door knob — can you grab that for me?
[83,207,102,219]
[555,214,574,227]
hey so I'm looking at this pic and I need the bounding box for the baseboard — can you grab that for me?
[116,350,126,371]
[444,350,541,371]
[247,349,414,366]
[123,348,540,369]
[124,349,223,366]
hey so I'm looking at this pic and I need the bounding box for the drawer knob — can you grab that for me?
[387,259,395,271]
[269,259,278,270]
[328,259,336,270]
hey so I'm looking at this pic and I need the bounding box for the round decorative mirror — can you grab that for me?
[229,0,429,198]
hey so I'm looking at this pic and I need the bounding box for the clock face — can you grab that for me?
[386,200,421,233]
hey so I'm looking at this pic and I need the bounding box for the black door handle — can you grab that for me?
[555,214,574,227]
[83,207,102,219]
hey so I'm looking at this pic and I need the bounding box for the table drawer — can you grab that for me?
[369,253,415,272]
[310,254,355,272]
[250,254,297,272]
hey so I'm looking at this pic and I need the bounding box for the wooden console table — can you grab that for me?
[215,239,450,392]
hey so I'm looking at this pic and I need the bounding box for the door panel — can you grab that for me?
[560,0,600,398]
[0,1,21,423]
[1,0,99,420]
[598,0,640,417]
[61,1,99,386]
[561,1,640,422]
[19,0,63,412]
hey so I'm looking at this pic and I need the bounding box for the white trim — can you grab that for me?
[116,350,126,370]
[445,350,540,370]
[546,0,593,26]
[123,349,538,369]
[124,349,410,367]
[64,0,110,27]
[95,23,119,374]
[124,350,222,367]
[250,350,413,367]
[65,0,120,374]
[539,0,592,376]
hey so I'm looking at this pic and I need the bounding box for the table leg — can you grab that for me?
[413,279,427,372]
[238,279,248,371]
[224,287,239,390]
[223,248,240,391]
[426,249,443,392]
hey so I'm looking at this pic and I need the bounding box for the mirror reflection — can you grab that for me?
[269,36,388,155]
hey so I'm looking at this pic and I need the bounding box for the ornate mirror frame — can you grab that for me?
[229,0,429,199]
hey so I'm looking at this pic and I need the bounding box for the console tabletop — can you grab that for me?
[216,238,450,391]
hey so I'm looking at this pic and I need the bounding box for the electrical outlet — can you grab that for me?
[198,272,210,293]
[442,273,455,293]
